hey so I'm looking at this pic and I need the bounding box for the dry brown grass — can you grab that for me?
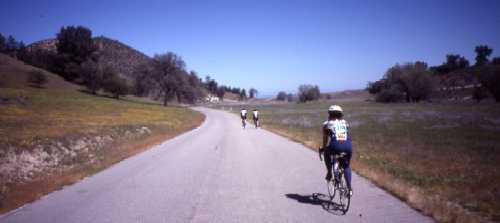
[216,101,500,222]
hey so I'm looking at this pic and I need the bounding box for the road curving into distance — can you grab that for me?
[0,107,433,223]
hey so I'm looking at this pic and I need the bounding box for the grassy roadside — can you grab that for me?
[0,87,204,214]
[215,101,500,223]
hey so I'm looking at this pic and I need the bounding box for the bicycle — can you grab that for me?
[253,118,259,129]
[319,148,351,214]
[241,117,246,129]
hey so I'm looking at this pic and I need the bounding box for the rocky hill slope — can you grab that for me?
[27,36,152,82]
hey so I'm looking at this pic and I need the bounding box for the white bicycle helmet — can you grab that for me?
[328,105,342,112]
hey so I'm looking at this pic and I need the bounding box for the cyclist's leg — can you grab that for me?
[338,142,353,190]
[323,147,333,180]
[343,154,352,190]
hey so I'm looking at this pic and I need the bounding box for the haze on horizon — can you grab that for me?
[1,0,500,96]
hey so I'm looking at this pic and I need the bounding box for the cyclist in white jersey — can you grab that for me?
[322,105,353,196]
[240,108,247,128]
[252,109,259,128]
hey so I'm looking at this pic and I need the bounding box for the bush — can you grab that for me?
[102,68,128,99]
[366,80,386,94]
[239,89,247,101]
[298,84,321,103]
[368,62,434,103]
[477,65,500,102]
[249,88,258,98]
[27,70,48,87]
[133,62,155,97]
[276,91,287,101]
[375,87,404,103]
[56,26,96,81]
[79,59,102,94]
[216,86,225,101]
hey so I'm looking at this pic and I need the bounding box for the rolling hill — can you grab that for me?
[0,53,204,213]
[27,36,152,82]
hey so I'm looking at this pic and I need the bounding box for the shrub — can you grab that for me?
[239,89,247,101]
[298,84,321,103]
[56,26,96,81]
[368,61,434,103]
[366,80,386,94]
[249,88,258,98]
[375,87,404,103]
[102,68,128,99]
[79,59,102,94]
[477,65,500,102]
[276,91,287,101]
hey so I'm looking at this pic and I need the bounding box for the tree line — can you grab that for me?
[275,84,321,103]
[0,33,28,60]
[367,45,500,103]
[1,27,251,104]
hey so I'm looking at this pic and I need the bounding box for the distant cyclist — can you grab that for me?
[322,105,353,196]
[252,109,259,128]
[240,108,247,129]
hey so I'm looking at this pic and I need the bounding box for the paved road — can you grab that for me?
[0,107,433,223]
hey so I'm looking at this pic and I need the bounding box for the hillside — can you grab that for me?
[0,53,77,89]
[93,36,152,82]
[27,36,152,82]
[324,89,372,101]
[0,54,204,213]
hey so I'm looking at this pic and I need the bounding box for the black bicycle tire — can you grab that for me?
[339,169,351,214]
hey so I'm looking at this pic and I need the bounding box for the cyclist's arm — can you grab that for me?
[322,125,329,148]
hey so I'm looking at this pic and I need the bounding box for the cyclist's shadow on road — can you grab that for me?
[285,193,345,215]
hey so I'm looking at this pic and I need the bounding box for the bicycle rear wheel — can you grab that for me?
[326,179,336,200]
[338,171,351,214]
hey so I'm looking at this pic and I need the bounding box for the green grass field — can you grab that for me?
[0,54,204,213]
[217,100,500,222]
[0,87,201,148]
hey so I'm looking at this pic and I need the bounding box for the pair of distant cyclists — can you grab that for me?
[240,105,353,197]
[240,108,259,129]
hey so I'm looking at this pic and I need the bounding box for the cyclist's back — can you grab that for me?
[252,109,259,128]
[240,108,247,128]
[240,108,247,119]
[252,109,259,120]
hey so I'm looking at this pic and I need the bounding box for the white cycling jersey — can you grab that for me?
[253,110,259,119]
[241,109,247,117]
[323,119,349,142]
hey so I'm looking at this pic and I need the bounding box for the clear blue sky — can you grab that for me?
[1,0,500,96]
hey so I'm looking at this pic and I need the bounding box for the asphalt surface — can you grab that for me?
[0,107,434,223]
